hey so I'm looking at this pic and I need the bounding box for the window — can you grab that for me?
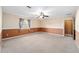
[19,18,30,29]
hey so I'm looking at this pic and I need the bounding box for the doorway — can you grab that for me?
[64,19,75,40]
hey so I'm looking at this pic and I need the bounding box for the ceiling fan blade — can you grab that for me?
[44,15,49,17]
[27,6,31,8]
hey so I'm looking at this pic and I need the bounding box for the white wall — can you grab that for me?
[0,6,2,52]
[3,12,41,29]
[2,12,20,29]
[76,10,79,32]
[3,12,74,31]
[2,13,41,29]
[39,19,64,29]
[30,19,41,28]
[31,18,64,29]
[75,9,79,48]
[2,12,66,30]
[0,7,2,34]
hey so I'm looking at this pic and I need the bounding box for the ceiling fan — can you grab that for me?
[37,12,49,19]
[26,6,49,19]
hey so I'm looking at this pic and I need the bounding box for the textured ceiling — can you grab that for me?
[2,6,79,19]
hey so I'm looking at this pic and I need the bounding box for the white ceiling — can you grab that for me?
[2,6,79,19]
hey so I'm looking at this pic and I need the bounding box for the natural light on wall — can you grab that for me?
[24,18,30,29]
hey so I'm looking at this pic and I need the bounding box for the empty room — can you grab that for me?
[1,6,79,53]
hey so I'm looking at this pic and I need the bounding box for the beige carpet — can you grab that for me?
[1,32,79,53]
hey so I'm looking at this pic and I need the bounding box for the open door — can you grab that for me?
[64,20,73,37]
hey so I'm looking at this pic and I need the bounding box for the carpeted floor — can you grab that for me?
[1,32,79,53]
